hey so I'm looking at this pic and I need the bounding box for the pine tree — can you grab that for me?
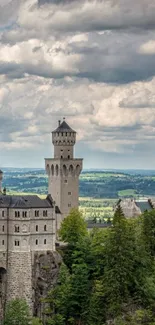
[103,205,135,316]
[59,208,87,245]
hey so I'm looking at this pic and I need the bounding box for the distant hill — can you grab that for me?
[1,168,155,199]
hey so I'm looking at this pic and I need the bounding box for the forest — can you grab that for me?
[4,207,155,325]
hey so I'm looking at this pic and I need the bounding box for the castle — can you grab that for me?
[0,119,82,318]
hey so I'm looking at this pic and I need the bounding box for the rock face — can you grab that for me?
[33,250,62,319]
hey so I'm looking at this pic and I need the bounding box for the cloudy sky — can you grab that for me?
[0,0,155,169]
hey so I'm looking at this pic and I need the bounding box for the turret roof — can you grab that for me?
[53,120,76,133]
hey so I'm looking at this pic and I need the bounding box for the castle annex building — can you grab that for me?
[0,119,82,319]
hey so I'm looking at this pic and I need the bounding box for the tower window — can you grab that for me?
[43,210,47,217]
[36,239,38,245]
[36,225,38,232]
[15,225,19,233]
[22,211,27,218]
[2,226,4,232]
[44,225,47,231]
[68,192,71,195]
[15,211,20,217]
[35,210,39,217]
[2,240,4,246]
[68,155,70,159]
[66,132,67,136]
[15,240,20,246]
[68,203,71,207]
[61,155,63,159]
[61,132,63,136]
[44,239,46,245]
[2,211,4,217]
[64,180,68,184]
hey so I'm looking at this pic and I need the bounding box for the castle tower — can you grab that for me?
[45,118,83,230]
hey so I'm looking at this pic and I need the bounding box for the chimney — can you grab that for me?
[58,120,61,126]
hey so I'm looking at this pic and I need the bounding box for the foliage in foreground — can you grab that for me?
[46,207,155,325]
[5,207,155,325]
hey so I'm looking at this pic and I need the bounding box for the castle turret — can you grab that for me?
[45,118,83,230]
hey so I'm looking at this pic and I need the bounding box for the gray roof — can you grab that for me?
[135,200,153,213]
[0,194,54,209]
[53,120,76,133]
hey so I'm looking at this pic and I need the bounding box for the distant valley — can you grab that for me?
[2,168,155,220]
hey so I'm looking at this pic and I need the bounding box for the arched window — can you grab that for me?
[15,225,19,233]
[44,225,47,231]
[46,164,50,175]
[76,165,81,175]
[36,225,38,232]
[51,165,54,176]
[63,165,67,176]
[69,165,74,176]
[55,165,59,176]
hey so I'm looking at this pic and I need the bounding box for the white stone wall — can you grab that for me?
[0,203,56,311]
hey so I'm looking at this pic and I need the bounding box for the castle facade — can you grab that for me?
[0,119,82,319]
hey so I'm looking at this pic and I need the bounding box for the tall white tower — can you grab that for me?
[45,118,83,230]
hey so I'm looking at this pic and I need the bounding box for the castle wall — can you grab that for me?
[7,251,33,309]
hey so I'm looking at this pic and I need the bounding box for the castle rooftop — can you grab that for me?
[0,194,54,209]
[53,119,76,133]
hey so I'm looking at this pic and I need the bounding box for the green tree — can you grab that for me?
[32,318,43,325]
[88,280,106,325]
[69,262,90,324]
[45,263,71,325]
[59,208,87,245]
[4,299,31,325]
[103,205,135,316]
[142,210,155,256]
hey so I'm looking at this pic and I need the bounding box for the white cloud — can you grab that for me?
[139,40,155,54]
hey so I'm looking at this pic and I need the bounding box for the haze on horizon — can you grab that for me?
[0,0,155,170]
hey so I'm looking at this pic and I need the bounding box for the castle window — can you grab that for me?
[15,240,20,246]
[68,203,71,207]
[64,180,68,184]
[36,225,38,232]
[15,225,19,233]
[43,210,47,217]
[15,211,20,218]
[68,155,70,159]
[22,211,27,218]
[2,226,4,232]
[61,132,63,136]
[66,132,67,136]
[44,239,46,245]
[44,225,47,231]
[68,192,71,195]
[61,155,63,159]
[2,211,4,217]
[2,240,4,245]
[36,239,38,245]
[35,210,39,217]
